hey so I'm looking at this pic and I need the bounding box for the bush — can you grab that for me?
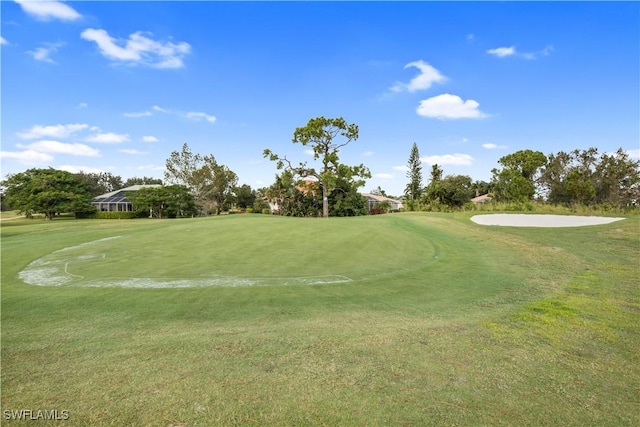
[262,208,271,215]
[245,208,254,214]
[92,211,145,219]
[369,205,387,215]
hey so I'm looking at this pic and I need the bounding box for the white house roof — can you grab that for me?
[360,193,403,204]
[93,184,162,201]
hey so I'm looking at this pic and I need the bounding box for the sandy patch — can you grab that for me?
[470,214,625,227]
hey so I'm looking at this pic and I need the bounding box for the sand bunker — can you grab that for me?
[471,214,625,227]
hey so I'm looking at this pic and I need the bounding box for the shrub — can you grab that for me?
[245,208,254,214]
[262,208,271,215]
[92,211,145,219]
[369,205,387,215]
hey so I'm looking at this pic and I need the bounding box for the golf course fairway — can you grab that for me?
[1,212,638,426]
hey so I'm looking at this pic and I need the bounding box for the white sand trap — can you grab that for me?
[471,214,625,227]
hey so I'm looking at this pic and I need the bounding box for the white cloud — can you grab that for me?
[466,33,474,41]
[85,132,129,144]
[420,153,474,166]
[540,45,554,56]
[137,164,165,172]
[393,165,409,172]
[124,105,216,123]
[28,42,64,63]
[81,28,191,69]
[59,165,105,174]
[375,173,394,179]
[487,45,554,60]
[0,149,53,163]
[185,111,216,123]
[363,151,375,157]
[17,123,89,139]
[487,46,516,57]
[19,140,100,157]
[119,149,147,155]
[1,36,8,45]
[78,102,88,109]
[390,60,447,93]
[142,136,159,143]
[482,143,508,150]
[15,0,81,21]
[416,93,487,120]
[124,110,152,118]
[626,148,640,160]
[304,149,315,156]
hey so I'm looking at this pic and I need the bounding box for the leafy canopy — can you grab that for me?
[263,116,371,217]
[1,168,94,219]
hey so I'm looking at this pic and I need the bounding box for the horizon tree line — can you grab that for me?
[2,116,638,218]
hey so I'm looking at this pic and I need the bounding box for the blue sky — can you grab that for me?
[2,1,638,197]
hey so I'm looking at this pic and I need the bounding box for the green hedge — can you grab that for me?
[86,211,146,219]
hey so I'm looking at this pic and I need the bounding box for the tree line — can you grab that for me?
[403,145,639,210]
[2,115,638,219]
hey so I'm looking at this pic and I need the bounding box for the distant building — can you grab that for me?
[91,185,162,212]
[360,193,404,211]
[471,193,492,204]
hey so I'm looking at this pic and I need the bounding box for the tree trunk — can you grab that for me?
[322,181,329,218]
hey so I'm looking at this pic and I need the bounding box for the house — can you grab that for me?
[361,193,404,211]
[264,179,318,213]
[91,185,162,212]
[471,193,492,204]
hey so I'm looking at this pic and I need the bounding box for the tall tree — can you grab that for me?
[371,186,388,197]
[540,147,640,206]
[206,164,238,215]
[129,185,197,219]
[165,143,237,214]
[539,151,572,203]
[329,177,368,217]
[497,149,548,181]
[76,171,124,196]
[423,164,443,203]
[429,164,443,183]
[233,184,256,209]
[434,175,475,207]
[1,168,94,220]
[404,142,423,209]
[264,116,371,218]
[165,142,217,201]
[491,149,547,201]
[122,176,163,187]
[594,148,640,206]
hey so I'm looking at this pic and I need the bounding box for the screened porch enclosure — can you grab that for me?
[91,185,162,212]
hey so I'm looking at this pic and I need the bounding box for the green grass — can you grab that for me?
[1,213,638,426]
[0,211,21,219]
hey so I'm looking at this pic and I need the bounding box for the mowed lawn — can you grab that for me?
[1,213,638,426]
